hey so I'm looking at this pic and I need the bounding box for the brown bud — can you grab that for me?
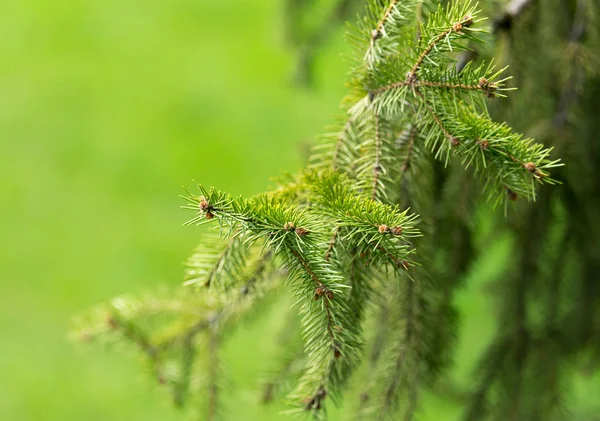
[333,347,342,359]
[378,224,390,234]
[478,139,489,150]
[451,137,460,147]
[463,15,474,27]
[316,387,327,399]
[199,196,210,211]
[524,162,537,173]
[296,227,309,237]
[371,29,382,40]
[325,290,334,300]
[391,226,403,236]
[507,188,518,201]
[452,22,463,32]
[315,286,325,298]
[283,221,295,231]
[401,260,410,270]
[478,78,497,97]
[205,211,214,220]
[106,315,118,330]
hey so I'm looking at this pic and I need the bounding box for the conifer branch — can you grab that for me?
[77,2,566,419]
[106,311,158,359]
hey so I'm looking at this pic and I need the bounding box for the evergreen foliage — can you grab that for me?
[74,0,600,419]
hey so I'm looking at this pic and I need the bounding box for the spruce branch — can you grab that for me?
[184,233,250,290]
[76,1,566,420]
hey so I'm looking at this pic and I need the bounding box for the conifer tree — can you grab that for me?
[75,0,600,420]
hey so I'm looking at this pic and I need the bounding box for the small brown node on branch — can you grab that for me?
[401,260,410,270]
[333,343,342,359]
[506,188,518,201]
[199,196,214,219]
[478,77,498,97]
[451,137,460,147]
[524,162,537,173]
[314,286,325,300]
[391,226,403,236]
[283,221,295,231]
[304,386,327,411]
[296,227,309,237]
[325,289,334,300]
[106,315,118,330]
[371,29,382,40]
[199,196,209,211]
[368,90,376,102]
[463,15,474,27]
[452,22,463,32]
[478,139,490,150]
[378,224,390,234]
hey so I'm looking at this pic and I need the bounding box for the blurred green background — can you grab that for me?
[2,1,598,421]
[0,1,347,420]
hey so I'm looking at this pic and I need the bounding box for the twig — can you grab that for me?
[372,113,383,201]
[332,118,354,171]
[407,15,474,79]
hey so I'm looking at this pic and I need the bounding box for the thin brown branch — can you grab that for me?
[372,113,383,201]
[401,126,416,174]
[332,118,354,171]
[108,313,158,358]
[381,277,418,418]
[325,228,340,261]
[376,245,410,270]
[408,15,474,79]
[289,250,337,345]
[372,79,497,97]
[416,90,458,147]
[372,0,401,40]
[371,80,410,96]
[204,236,237,288]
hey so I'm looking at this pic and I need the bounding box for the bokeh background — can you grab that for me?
[2,1,599,421]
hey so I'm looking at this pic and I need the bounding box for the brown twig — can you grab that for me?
[416,90,458,147]
[372,80,498,97]
[332,118,354,171]
[407,15,474,80]
[372,113,383,200]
